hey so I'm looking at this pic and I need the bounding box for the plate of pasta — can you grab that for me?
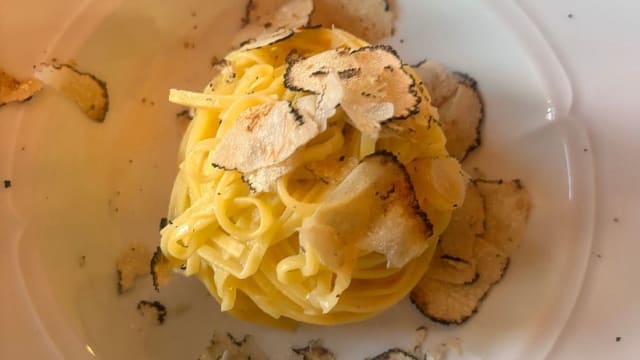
[1,0,594,359]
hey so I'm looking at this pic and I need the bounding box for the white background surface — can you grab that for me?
[1,0,639,358]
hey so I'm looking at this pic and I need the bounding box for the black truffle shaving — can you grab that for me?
[50,63,110,123]
[349,45,423,121]
[371,150,434,237]
[411,258,511,325]
[369,348,419,360]
[284,44,422,124]
[137,300,167,325]
[150,246,168,292]
[456,72,483,161]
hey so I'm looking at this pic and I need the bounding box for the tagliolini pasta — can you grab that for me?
[160,27,465,328]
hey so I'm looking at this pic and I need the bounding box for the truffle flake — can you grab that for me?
[0,69,42,107]
[412,61,483,161]
[34,63,109,122]
[411,179,531,324]
[116,243,151,294]
[285,46,420,138]
[210,101,323,174]
[300,152,433,275]
[136,300,167,325]
[150,246,172,291]
[234,0,314,48]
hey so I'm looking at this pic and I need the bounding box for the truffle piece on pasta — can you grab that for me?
[285,46,420,138]
[410,179,531,324]
[407,156,467,212]
[292,339,336,360]
[312,0,395,43]
[300,152,433,272]
[116,243,152,294]
[368,348,419,360]
[235,0,314,48]
[413,61,483,161]
[210,101,323,174]
[411,61,458,108]
[0,69,42,106]
[198,332,267,360]
[34,63,109,122]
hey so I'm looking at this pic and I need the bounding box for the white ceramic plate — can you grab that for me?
[0,0,595,359]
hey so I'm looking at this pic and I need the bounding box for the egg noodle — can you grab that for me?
[161,27,461,328]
